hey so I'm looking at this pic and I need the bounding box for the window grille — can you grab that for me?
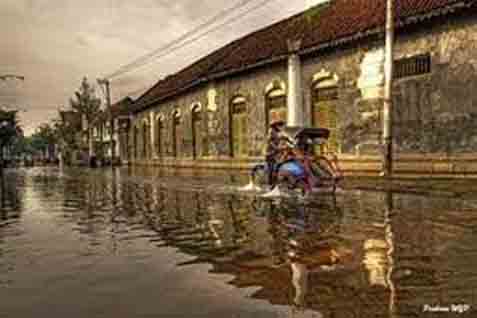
[394,53,431,79]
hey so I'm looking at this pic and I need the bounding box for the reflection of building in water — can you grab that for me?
[389,194,477,317]
[131,187,476,317]
[291,262,308,309]
[363,239,389,287]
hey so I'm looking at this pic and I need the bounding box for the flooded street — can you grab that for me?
[0,167,476,318]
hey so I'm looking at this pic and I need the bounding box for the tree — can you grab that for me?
[29,123,58,160]
[51,111,80,165]
[69,77,102,158]
[0,109,21,161]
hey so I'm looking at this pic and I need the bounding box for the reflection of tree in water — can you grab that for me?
[0,170,24,222]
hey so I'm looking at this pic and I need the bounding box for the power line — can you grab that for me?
[105,0,258,79]
[106,0,277,79]
[123,86,151,97]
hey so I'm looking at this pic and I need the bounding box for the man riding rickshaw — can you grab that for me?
[251,120,343,197]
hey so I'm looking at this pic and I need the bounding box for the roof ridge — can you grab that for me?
[133,0,476,113]
[133,6,309,106]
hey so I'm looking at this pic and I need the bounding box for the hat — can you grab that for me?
[270,119,286,128]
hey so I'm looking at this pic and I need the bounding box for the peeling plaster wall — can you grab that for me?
[213,64,288,157]
[131,86,208,159]
[302,43,365,155]
[391,17,477,155]
[302,15,477,156]
[133,63,288,160]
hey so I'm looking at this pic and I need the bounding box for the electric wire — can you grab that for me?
[105,0,277,79]
[105,0,261,79]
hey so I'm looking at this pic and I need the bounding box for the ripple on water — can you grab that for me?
[0,167,476,318]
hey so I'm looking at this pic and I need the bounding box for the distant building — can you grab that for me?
[124,0,477,175]
[94,97,134,164]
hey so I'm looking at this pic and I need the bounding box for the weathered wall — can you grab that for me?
[212,64,288,157]
[391,16,477,155]
[301,43,365,155]
[131,86,208,159]
[300,15,477,156]
[132,63,288,160]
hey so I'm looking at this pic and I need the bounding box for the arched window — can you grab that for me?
[172,110,182,157]
[191,104,202,159]
[312,75,339,154]
[155,115,164,157]
[133,126,138,159]
[230,96,248,158]
[265,87,287,128]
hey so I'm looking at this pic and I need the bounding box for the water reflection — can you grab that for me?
[0,167,476,317]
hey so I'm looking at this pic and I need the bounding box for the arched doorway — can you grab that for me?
[230,96,248,158]
[142,121,150,159]
[172,110,181,157]
[133,126,138,159]
[155,115,164,157]
[312,74,339,154]
[191,104,202,159]
[265,84,287,128]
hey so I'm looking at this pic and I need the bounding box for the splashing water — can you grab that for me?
[238,180,263,192]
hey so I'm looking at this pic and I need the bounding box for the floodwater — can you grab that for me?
[0,166,476,318]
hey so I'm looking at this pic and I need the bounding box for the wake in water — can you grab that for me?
[238,180,263,192]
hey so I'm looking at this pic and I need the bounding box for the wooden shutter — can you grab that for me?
[313,86,339,154]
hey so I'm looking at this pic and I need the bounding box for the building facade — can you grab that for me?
[89,97,134,165]
[124,0,477,176]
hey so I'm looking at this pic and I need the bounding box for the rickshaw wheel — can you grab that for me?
[277,173,306,196]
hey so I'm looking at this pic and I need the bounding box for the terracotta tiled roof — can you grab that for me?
[133,0,476,112]
[136,40,244,108]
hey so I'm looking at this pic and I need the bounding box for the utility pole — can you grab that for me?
[382,0,395,177]
[97,78,114,169]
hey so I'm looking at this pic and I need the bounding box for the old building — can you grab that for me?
[91,96,134,165]
[112,96,134,164]
[126,0,477,176]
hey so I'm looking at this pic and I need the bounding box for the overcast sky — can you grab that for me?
[1,0,327,135]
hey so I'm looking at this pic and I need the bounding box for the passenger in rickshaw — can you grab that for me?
[265,120,285,188]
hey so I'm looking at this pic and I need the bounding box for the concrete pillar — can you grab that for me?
[287,39,304,127]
